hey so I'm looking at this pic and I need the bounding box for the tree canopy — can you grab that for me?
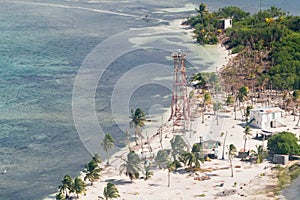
[186,4,300,90]
[267,131,300,156]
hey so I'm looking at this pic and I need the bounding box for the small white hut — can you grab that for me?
[249,107,284,130]
[222,18,232,29]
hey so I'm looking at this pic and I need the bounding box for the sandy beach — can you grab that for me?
[65,101,299,200]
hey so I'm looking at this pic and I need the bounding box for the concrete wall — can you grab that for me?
[273,154,289,165]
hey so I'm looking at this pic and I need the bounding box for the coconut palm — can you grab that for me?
[119,151,141,183]
[73,177,86,198]
[202,91,212,123]
[181,150,204,169]
[155,149,171,169]
[58,175,73,199]
[167,161,176,187]
[170,135,187,162]
[236,86,249,120]
[243,125,252,159]
[228,144,237,177]
[250,145,267,163]
[245,106,253,122]
[101,133,115,165]
[56,192,65,200]
[92,153,102,166]
[143,160,154,181]
[84,159,102,185]
[103,182,120,200]
[129,108,146,145]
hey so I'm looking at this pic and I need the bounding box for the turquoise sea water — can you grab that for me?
[0,0,299,199]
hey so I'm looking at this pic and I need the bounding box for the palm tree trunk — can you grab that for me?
[168,171,170,187]
[202,106,205,123]
[107,151,110,165]
[222,131,228,160]
[134,128,138,145]
[229,158,233,177]
[243,138,247,159]
[234,104,237,120]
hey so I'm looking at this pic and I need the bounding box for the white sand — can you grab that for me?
[73,104,299,200]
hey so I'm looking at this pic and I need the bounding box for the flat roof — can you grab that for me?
[250,107,283,113]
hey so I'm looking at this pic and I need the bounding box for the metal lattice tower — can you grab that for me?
[169,50,190,129]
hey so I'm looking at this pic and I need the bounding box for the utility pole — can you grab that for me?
[222,131,228,160]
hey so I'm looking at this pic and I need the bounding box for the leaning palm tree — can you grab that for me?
[170,135,187,162]
[101,133,115,165]
[129,108,146,145]
[228,144,237,177]
[58,175,73,199]
[73,177,87,198]
[243,125,252,159]
[119,151,141,183]
[103,182,120,200]
[84,159,102,185]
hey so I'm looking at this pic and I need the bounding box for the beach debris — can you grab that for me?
[216,189,237,196]
[2,170,7,174]
[194,175,211,181]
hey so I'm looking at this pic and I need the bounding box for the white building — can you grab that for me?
[222,18,232,29]
[249,107,284,130]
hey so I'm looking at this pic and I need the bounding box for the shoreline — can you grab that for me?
[46,18,299,200]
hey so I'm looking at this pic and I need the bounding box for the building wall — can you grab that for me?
[223,19,232,29]
[250,109,282,130]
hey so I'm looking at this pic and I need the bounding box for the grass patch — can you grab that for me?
[194,194,206,197]
[273,162,300,195]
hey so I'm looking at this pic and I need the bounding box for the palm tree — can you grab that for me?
[92,153,102,166]
[73,177,86,198]
[228,144,237,177]
[170,135,187,162]
[129,108,146,145]
[243,125,252,159]
[181,150,204,169]
[202,91,212,123]
[155,149,171,169]
[236,86,249,121]
[101,133,115,165]
[119,151,141,183]
[58,175,73,199]
[167,161,176,187]
[245,106,253,123]
[55,192,65,200]
[251,145,267,163]
[143,161,154,181]
[84,159,102,185]
[103,182,120,200]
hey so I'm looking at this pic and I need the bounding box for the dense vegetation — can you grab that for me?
[267,131,300,156]
[185,4,300,90]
